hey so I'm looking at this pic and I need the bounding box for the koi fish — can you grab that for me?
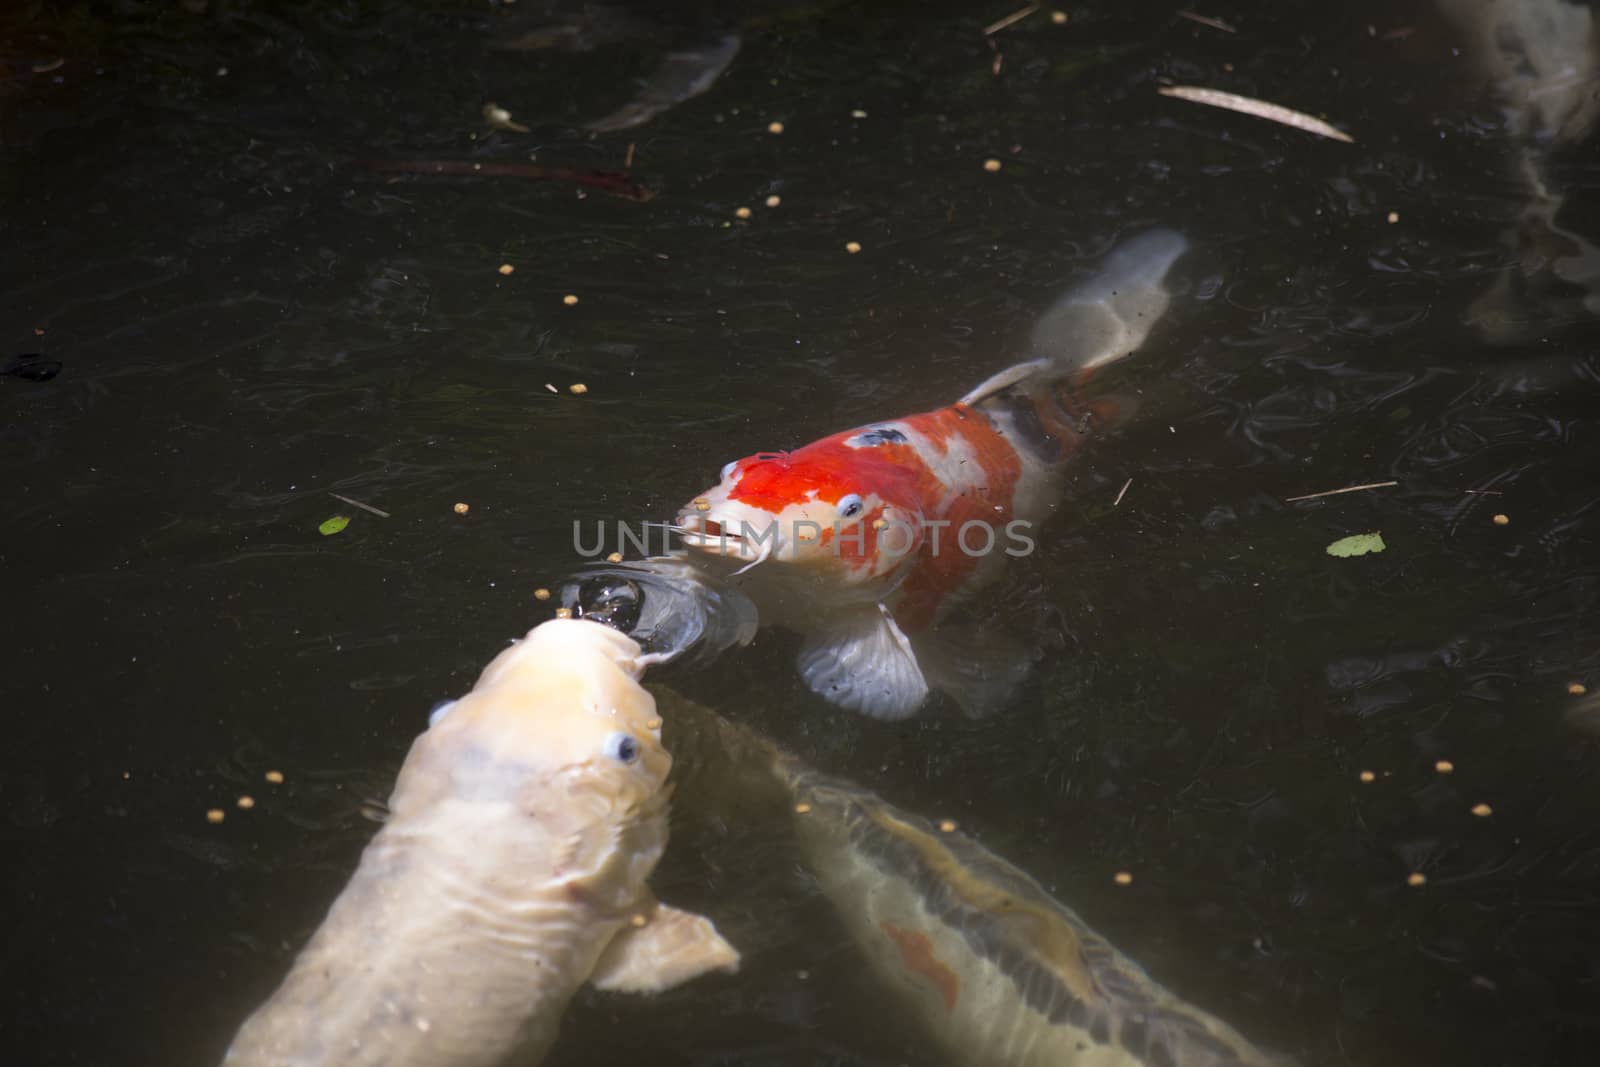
[674,230,1189,720]
[223,618,739,1067]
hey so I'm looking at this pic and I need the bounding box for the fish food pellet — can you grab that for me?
[1051,10,1068,24]
[554,607,572,619]
[983,158,1002,173]
[453,502,469,515]
[845,241,862,254]
[1387,211,1399,224]
[794,803,812,814]
[1358,770,1376,783]
[605,551,623,563]
[206,809,225,824]
[497,263,515,275]
[1569,683,1587,696]
[765,194,781,208]
[1435,760,1455,774]
[1407,872,1427,887]
[938,819,958,833]
[568,383,588,395]
[236,795,256,810]
[264,770,284,784]
[767,121,785,134]
[1492,513,1509,525]
[1471,803,1493,817]
[1113,871,1133,886]
[694,498,711,512]
[735,206,752,219]
[630,914,648,927]
[533,588,551,601]
[562,294,579,306]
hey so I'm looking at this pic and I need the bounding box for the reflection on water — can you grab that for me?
[3,0,1599,1065]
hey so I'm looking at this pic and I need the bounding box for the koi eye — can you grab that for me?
[720,460,738,481]
[836,493,865,519]
[428,699,458,727]
[603,732,641,764]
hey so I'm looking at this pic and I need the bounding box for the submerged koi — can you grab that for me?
[675,230,1189,719]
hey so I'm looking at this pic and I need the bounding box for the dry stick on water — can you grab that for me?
[984,3,1039,36]
[1284,480,1398,503]
[354,159,655,202]
[1158,86,1355,143]
[1113,478,1133,507]
[1177,10,1237,33]
[329,493,392,519]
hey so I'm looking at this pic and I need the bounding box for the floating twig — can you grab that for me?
[1158,86,1355,143]
[624,141,636,169]
[1463,488,1504,496]
[984,3,1039,36]
[1114,478,1133,507]
[1177,11,1236,33]
[354,159,655,202]
[329,493,392,519]
[1285,480,1397,503]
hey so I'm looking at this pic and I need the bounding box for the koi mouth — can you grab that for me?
[677,511,772,573]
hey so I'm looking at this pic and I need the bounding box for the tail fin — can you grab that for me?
[1030,228,1188,373]
[961,228,1188,407]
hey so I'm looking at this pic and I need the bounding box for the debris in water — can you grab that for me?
[318,515,351,537]
[329,493,391,519]
[984,3,1039,36]
[1285,480,1397,502]
[1177,10,1236,33]
[355,158,654,202]
[1325,532,1386,557]
[453,502,470,515]
[482,102,531,133]
[1114,478,1132,506]
[1158,85,1355,143]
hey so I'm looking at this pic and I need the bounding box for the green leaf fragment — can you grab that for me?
[319,515,351,536]
[1326,532,1385,557]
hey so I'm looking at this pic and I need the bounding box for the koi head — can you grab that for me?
[676,439,929,593]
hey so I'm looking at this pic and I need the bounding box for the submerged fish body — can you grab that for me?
[675,230,1189,719]
[223,619,738,1067]
[780,766,1283,1067]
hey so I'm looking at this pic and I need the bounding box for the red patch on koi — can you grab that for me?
[880,920,960,1012]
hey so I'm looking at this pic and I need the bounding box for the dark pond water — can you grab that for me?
[5,0,1599,1065]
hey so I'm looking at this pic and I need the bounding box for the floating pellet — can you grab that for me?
[236,795,256,810]
[1492,513,1509,525]
[533,588,551,601]
[563,294,579,306]
[1051,10,1068,24]
[1358,770,1375,783]
[453,502,470,515]
[694,498,711,512]
[1386,212,1399,224]
[569,383,588,395]
[606,551,623,563]
[767,121,785,134]
[983,158,1002,173]
[1435,760,1455,774]
[1113,871,1133,886]
[498,263,515,275]
[794,803,812,814]
[554,607,572,619]
[630,914,648,927]
[938,819,957,833]
[735,206,752,219]
[206,809,225,824]
[845,241,862,254]
[1471,803,1493,817]
[1569,682,1587,696]
[765,195,781,208]
[1407,872,1427,887]
[264,770,284,785]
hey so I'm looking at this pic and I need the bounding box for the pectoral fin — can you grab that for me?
[590,903,740,994]
[796,605,930,720]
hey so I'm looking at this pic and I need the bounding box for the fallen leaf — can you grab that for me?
[319,515,352,536]
[1326,531,1385,557]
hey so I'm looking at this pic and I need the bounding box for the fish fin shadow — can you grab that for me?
[915,623,1040,719]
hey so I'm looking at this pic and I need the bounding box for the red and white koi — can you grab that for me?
[674,230,1189,720]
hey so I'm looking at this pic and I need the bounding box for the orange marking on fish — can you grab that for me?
[880,920,960,1012]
